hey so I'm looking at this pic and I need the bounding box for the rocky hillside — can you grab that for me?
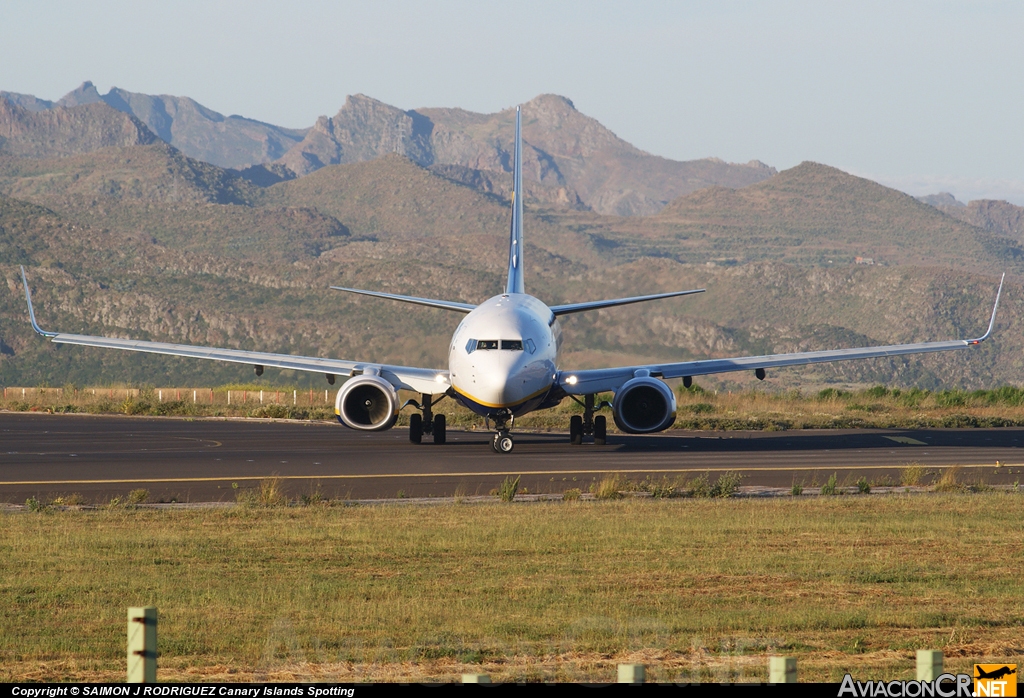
[3,85,775,216]
[0,136,1018,392]
[0,97,157,158]
[0,143,259,206]
[642,163,1021,273]
[279,93,775,215]
[921,193,1024,244]
[4,82,308,169]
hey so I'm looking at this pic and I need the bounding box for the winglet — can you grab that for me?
[19,266,57,338]
[967,272,1004,344]
[505,105,525,295]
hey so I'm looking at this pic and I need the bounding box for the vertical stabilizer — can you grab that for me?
[505,106,525,294]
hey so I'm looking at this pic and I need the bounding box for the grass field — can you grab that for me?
[1,494,1022,682]
[5,383,1024,432]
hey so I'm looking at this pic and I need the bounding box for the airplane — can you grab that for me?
[20,106,1005,454]
[975,666,1016,681]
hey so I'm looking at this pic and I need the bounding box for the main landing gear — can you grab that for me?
[488,412,515,453]
[568,393,610,446]
[406,393,447,445]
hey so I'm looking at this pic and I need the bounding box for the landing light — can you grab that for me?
[566,375,578,385]
[435,374,446,383]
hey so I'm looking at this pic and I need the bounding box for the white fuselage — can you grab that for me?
[448,293,561,418]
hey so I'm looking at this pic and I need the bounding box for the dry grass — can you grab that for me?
[1,495,1022,682]
[900,464,927,486]
[8,383,1024,433]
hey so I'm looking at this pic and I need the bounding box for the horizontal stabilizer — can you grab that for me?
[550,288,705,316]
[330,286,476,313]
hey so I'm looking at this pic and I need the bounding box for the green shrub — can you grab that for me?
[934,390,972,408]
[791,482,804,496]
[127,489,149,505]
[562,488,581,502]
[497,475,520,502]
[817,388,849,401]
[821,473,839,496]
[688,473,711,498]
[865,386,890,398]
[856,477,871,494]
[710,471,742,498]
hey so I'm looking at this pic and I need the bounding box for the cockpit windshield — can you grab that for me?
[466,339,525,353]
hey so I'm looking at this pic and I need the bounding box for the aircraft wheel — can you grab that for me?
[433,414,446,444]
[409,413,422,444]
[594,415,607,446]
[569,415,583,445]
[496,433,514,453]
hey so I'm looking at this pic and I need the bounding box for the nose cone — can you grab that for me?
[470,351,525,407]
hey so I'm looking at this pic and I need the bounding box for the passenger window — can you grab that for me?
[525,338,536,354]
[477,340,499,350]
[501,340,523,351]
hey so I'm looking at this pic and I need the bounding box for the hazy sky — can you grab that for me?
[2,0,1022,203]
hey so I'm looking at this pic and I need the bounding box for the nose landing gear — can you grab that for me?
[492,431,514,453]
[488,412,515,453]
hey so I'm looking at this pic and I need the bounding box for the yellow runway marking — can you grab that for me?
[0,462,1011,486]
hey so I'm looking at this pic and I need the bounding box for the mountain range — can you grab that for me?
[1,83,775,215]
[0,82,1021,392]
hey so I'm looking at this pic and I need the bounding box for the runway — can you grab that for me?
[1,412,1022,502]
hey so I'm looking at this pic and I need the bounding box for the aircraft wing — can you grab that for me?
[20,268,450,395]
[558,274,1004,395]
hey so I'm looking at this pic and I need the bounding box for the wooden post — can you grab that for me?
[916,650,942,681]
[617,664,645,684]
[127,606,157,683]
[769,656,796,683]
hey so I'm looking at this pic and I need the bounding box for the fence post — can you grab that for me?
[127,606,157,683]
[293,390,297,406]
[916,650,942,681]
[617,664,645,684]
[769,656,796,683]
[193,390,196,404]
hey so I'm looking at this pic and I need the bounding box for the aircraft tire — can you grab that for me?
[594,415,607,445]
[409,414,423,444]
[433,414,446,444]
[569,415,583,445]
[497,434,514,453]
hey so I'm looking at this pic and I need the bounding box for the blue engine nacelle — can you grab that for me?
[612,376,677,434]
[335,374,399,431]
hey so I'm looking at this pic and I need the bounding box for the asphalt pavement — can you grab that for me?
[1,412,1021,502]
